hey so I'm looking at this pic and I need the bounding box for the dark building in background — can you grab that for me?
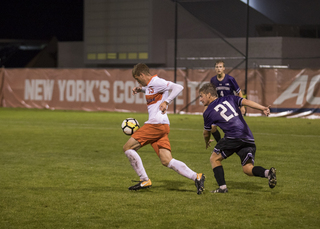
[1,0,320,69]
[79,0,320,69]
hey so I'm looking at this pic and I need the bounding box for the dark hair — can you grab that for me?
[132,63,150,77]
[215,60,225,67]
[199,83,218,97]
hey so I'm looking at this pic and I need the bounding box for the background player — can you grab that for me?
[211,60,246,115]
[199,83,276,193]
[209,60,246,143]
[123,63,205,194]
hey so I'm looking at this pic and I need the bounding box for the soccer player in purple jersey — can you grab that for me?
[209,60,246,144]
[210,60,246,115]
[199,83,277,193]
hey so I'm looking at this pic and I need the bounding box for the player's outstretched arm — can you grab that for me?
[241,98,270,116]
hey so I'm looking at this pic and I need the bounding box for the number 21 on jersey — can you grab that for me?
[214,101,239,121]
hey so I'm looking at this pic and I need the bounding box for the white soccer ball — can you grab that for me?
[121,118,140,135]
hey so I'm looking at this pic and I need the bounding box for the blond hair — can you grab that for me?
[132,63,150,77]
[199,83,218,97]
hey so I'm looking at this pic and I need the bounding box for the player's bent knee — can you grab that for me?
[242,165,253,176]
[159,149,173,167]
[210,152,220,161]
[160,156,172,167]
[161,160,170,167]
[210,153,222,167]
[123,137,140,152]
[123,143,132,152]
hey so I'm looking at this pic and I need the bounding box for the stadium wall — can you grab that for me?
[1,68,320,118]
[166,37,320,69]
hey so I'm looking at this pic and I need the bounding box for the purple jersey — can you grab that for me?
[203,95,254,142]
[210,74,241,97]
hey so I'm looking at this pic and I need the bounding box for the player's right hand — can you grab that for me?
[206,139,215,149]
[132,87,142,95]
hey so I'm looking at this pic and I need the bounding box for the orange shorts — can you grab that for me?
[132,124,171,156]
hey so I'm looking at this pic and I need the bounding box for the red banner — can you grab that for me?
[1,68,320,117]
[0,68,4,107]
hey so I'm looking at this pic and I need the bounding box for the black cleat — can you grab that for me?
[128,179,152,191]
[268,167,277,189]
[195,173,205,195]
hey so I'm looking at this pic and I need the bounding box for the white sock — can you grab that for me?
[167,158,197,180]
[220,185,227,190]
[265,170,269,178]
[124,149,149,181]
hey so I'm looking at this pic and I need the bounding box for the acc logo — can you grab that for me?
[273,75,320,105]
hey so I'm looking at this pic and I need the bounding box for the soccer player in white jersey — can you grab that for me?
[123,63,205,194]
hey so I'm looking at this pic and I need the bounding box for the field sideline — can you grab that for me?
[0,107,319,229]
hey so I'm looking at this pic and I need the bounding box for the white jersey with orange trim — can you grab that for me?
[142,75,183,125]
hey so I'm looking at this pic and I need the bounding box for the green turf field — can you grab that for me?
[0,107,319,228]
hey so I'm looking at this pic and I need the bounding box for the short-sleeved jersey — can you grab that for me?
[144,75,172,125]
[210,74,241,97]
[203,95,254,142]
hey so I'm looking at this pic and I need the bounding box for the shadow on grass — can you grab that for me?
[226,180,280,194]
[227,181,264,191]
[26,186,114,192]
[158,180,194,193]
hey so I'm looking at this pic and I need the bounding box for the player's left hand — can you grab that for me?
[263,105,271,116]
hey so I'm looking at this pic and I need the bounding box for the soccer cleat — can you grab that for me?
[128,179,152,191]
[210,188,228,193]
[268,167,277,189]
[195,173,205,195]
